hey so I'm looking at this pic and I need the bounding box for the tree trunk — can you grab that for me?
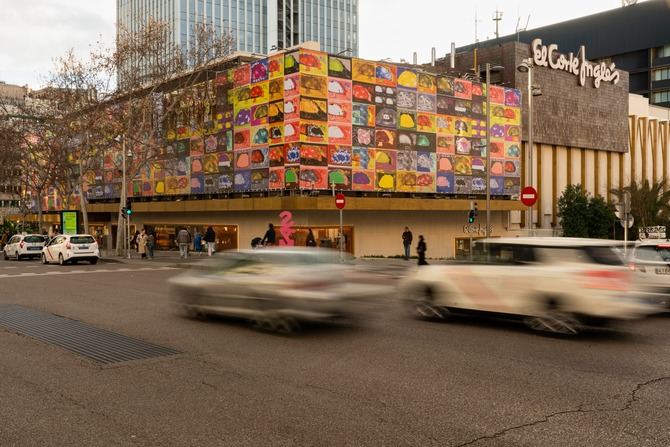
[80,189,89,235]
[36,191,44,234]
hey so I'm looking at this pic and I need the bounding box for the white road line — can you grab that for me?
[0,266,178,279]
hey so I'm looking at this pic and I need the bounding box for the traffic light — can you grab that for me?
[125,199,132,216]
[468,202,478,224]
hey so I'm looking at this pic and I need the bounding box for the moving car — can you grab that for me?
[169,248,383,333]
[401,237,659,335]
[42,234,100,265]
[2,234,48,260]
[629,240,670,308]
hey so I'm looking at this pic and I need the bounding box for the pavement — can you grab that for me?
[1,258,669,446]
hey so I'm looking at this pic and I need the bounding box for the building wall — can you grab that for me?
[446,42,630,153]
[124,209,515,258]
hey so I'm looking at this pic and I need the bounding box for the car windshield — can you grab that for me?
[636,245,670,262]
[24,235,46,243]
[583,246,624,265]
[70,236,95,244]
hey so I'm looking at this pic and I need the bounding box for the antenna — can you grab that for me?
[474,8,479,43]
[515,14,530,42]
[493,9,503,39]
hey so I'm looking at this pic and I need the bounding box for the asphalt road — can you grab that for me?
[0,258,669,447]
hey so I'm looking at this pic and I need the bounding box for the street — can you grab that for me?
[1,259,669,447]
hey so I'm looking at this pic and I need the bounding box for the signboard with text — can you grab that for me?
[60,211,79,235]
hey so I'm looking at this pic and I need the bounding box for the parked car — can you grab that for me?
[400,237,659,335]
[628,240,670,309]
[168,248,384,333]
[42,234,100,265]
[2,234,48,261]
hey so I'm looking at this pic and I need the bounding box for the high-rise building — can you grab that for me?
[116,0,359,57]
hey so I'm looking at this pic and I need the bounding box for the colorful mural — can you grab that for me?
[85,49,522,200]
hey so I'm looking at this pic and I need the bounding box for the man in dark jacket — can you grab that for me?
[261,223,276,246]
[417,235,428,266]
[204,226,216,256]
[402,227,413,260]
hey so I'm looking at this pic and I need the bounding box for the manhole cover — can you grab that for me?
[0,305,180,364]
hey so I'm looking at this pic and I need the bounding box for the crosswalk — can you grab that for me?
[0,266,177,279]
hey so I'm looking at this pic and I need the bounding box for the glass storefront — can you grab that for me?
[145,224,238,252]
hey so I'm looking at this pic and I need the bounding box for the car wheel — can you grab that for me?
[58,253,65,266]
[42,254,48,264]
[412,286,448,320]
[524,311,581,335]
[90,258,98,265]
[252,313,299,334]
[3,250,8,261]
[15,252,21,261]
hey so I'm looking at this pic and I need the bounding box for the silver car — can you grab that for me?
[168,248,380,333]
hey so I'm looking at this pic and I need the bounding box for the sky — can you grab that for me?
[0,0,647,88]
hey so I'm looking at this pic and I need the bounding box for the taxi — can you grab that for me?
[42,234,100,265]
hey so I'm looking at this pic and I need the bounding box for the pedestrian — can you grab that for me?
[0,231,8,250]
[194,229,203,256]
[402,226,413,260]
[176,227,191,259]
[146,231,155,259]
[204,226,216,256]
[138,229,147,259]
[417,235,428,266]
[306,228,316,247]
[132,230,140,251]
[261,223,276,246]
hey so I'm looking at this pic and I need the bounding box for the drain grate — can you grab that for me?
[0,305,180,364]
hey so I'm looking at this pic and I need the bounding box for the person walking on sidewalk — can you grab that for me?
[417,235,428,266]
[402,227,413,260]
[146,231,155,259]
[138,229,148,259]
[177,227,191,259]
[204,226,216,256]
[194,230,203,256]
[306,228,317,247]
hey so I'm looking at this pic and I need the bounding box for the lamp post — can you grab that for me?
[516,59,541,233]
[485,63,504,239]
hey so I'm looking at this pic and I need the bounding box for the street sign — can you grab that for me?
[335,193,346,209]
[520,186,538,207]
[639,225,665,240]
[619,215,634,229]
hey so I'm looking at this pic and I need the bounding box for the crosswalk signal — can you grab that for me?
[125,199,132,216]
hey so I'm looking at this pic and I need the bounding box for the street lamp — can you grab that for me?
[485,63,505,239]
[517,58,542,232]
[114,135,132,259]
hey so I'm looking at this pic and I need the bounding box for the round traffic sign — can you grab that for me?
[520,186,538,207]
[335,193,346,209]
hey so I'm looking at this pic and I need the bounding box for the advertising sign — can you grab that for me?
[61,211,79,235]
[87,50,522,199]
[639,226,666,240]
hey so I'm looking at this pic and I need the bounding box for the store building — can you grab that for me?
[16,38,670,259]
[457,0,670,107]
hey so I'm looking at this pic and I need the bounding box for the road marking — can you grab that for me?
[0,266,178,279]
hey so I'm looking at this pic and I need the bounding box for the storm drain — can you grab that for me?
[0,305,180,364]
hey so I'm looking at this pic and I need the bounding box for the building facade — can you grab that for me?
[457,0,670,107]
[116,0,359,56]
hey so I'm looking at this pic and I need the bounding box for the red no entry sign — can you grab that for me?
[335,193,346,209]
[521,186,538,207]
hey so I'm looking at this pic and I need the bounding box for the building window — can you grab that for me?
[656,44,670,59]
[653,90,670,104]
[653,68,670,82]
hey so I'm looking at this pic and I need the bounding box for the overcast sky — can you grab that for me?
[0,0,647,88]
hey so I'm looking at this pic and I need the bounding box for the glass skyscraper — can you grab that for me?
[117,0,359,57]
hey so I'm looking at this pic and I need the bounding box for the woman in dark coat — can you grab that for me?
[306,228,317,247]
[417,235,428,266]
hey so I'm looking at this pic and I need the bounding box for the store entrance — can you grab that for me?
[144,224,238,252]
[290,226,354,253]
[455,237,485,259]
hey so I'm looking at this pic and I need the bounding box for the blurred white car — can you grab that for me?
[401,237,659,335]
[42,234,100,265]
[628,240,670,308]
[2,234,48,261]
[169,248,384,333]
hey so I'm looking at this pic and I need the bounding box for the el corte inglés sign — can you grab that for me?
[531,38,620,88]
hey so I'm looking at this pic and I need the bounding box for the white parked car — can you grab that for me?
[42,234,100,265]
[628,240,670,309]
[2,234,48,261]
[401,237,659,335]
